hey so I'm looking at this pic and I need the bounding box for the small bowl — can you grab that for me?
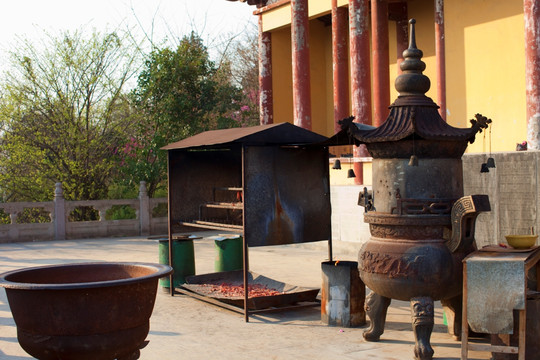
[505,235,538,249]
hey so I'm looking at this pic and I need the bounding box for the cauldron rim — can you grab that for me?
[0,262,172,290]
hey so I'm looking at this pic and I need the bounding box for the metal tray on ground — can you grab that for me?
[182,271,320,310]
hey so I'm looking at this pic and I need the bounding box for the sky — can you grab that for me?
[0,0,257,60]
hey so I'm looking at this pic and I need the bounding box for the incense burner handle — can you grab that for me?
[446,195,491,253]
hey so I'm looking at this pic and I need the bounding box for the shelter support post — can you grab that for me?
[243,235,250,322]
[242,145,250,322]
[167,153,175,297]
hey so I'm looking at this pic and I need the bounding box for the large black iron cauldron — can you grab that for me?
[339,20,491,360]
[0,262,172,360]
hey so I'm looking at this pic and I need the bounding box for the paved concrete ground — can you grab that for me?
[0,233,491,360]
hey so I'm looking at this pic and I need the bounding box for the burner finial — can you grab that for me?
[395,19,431,96]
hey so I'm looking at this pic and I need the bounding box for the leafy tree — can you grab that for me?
[122,32,242,197]
[221,26,260,127]
[0,29,141,202]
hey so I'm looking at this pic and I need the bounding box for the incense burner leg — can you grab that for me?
[411,296,434,360]
[363,291,391,341]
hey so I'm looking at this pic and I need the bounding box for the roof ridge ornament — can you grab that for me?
[395,19,431,97]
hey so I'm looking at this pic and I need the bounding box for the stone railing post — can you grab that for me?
[9,212,17,224]
[54,182,66,240]
[8,211,19,240]
[139,181,150,236]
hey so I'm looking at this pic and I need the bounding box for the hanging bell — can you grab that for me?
[347,169,356,178]
[480,163,489,173]
[408,155,419,167]
[486,157,496,168]
[332,159,342,170]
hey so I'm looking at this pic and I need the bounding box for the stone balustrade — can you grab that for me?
[0,182,167,243]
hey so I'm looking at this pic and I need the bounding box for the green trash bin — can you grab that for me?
[214,234,243,272]
[158,236,196,289]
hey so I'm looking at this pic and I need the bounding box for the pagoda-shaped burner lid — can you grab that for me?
[394,19,431,99]
[339,19,490,158]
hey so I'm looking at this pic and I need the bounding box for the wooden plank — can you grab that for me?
[178,221,244,232]
[203,202,244,210]
[461,262,469,360]
[215,187,243,192]
[518,309,526,360]
[467,344,519,354]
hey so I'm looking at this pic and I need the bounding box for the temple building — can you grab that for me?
[226,0,539,184]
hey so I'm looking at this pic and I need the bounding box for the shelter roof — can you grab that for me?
[162,122,328,151]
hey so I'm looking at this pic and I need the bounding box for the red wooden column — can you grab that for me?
[291,0,311,130]
[349,0,372,184]
[332,0,349,132]
[371,0,390,126]
[435,0,447,121]
[524,0,540,149]
[390,2,408,74]
[258,15,273,125]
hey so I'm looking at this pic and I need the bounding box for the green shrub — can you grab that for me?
[16,207,51,223]
[0,209,10,224]
[69,206,99,222]
[152,203,168,218]
[106,205,136,220]
[153,188,168,198]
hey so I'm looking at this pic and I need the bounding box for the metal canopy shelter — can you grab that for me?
[163,123,332,321]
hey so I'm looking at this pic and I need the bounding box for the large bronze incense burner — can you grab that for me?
[0,262,172,360]
[339,20,491,360]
